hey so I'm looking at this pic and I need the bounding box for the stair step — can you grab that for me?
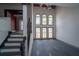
[11,31,22,33]
[4,45,21,48]
[10,35,23,37]
[11,33,23,35]
[0,48,20,52]
[9,37,24,38]
[0,52,21,56]
[5,43,21,46]
[1,46,20,49]
[7,41,22,43]
[11,34,23,36]
[8,38,23,41]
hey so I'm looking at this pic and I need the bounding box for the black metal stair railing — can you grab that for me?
[0,31,11,55]
[27,18,32,54]
[0,31,11,49]
[20,37,26,56]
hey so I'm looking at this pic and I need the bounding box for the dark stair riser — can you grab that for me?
[6,41,23,43]
[0,52,21,56]
[1,46,20,49]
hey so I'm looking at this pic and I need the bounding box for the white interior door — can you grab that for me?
[19,20,23,31]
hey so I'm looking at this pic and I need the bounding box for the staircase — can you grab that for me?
[0,32,26,56]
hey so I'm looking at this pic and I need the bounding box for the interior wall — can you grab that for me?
[56,6,79,48]
[0,17,11,45]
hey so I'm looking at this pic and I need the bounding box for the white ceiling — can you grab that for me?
[48,3,79,7]
[0,3,79,7]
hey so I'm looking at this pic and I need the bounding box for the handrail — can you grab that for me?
[27,18,32,53]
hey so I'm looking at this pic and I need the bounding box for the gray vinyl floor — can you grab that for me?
[31,39,79,56]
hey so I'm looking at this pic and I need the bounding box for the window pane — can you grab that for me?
[48,28,53,38]
[42,28,47,38]
[36,14,40,25]
[36,28,40,38]
[42,15,47,25]
[48,15,53,25]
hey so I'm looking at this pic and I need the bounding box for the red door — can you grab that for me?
[11,14,16,32]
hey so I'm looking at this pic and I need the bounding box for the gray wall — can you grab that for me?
[0,17,11,45]
[56,6,79,48]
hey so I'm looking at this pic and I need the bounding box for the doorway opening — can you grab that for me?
[4,9,23,33]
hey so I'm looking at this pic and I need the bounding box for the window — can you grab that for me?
[36,28,40,38]
[42,28,47,38]
[48,28,53,38]
[42,15,47,25]
[35,14,54,39]
[48,15,53,25]
[36,14,40,25]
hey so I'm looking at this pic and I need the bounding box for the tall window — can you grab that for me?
[36,28,40,38]
[48,28,53,38]
[42,15,47,25]
[36,14,40,25]
[42,28,47,38]
[48,15,53,25]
